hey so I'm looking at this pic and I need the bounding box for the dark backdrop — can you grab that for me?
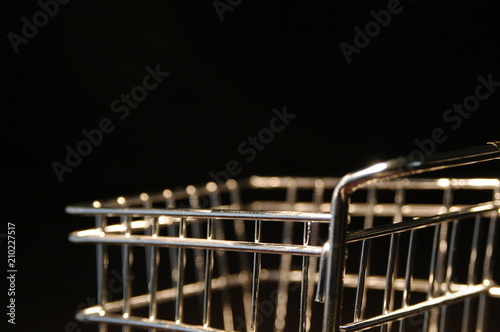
[2,1,500,331]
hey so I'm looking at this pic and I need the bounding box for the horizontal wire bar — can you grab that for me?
[66,202,498,222]
[66,206,331,222]
[339,283,492,332]
[347,201,500,243]
[68,201,499,233]
[71,177,500,209]
[76,310,226,332]
[252,202,480,216]
[84,271,433,318]
[74,203,494,237]
[69,232,323,256]
[71,201,500,257]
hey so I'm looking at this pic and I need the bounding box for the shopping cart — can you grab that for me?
[67,142,500,332]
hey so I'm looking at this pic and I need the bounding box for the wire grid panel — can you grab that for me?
[69,177,332,332]
[68,176,500,332]
[339,178,500,332]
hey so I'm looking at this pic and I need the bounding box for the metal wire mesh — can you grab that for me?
[68,176,500,332]
[67,143,500,332]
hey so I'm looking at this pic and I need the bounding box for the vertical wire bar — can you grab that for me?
[95,213,108,332]
[392,186,405,332]
[423,223,442,332]
[299,221,312,332]
[364,187,377,229]
[304,179,325,331]
[358,187,377,322]
[227,179,241,210]
[141,194,158,332]
[121,214,133,332]
[187,187,206,287]
[444,221,459,292]
[203,218,214,327]
[322,184,350,332]
[163,190,179,290]
[476,187,499,332]
[175,217,187,324]
[380,233,399,332]
[425,185,453,332]
[148,216,159,331]
[274,222,293,331]
[439,218,459,332]
[214,224,234,331]
[476,291,488,331]
[207,183,234,331]
[187,187,209,319]
[306,222,319,331]
[251,220,262,332]
[142,194,153,284]
[434,222,450,289]
[274,180,297,332]
[482,187,499,282]
[462,215,482,332]
[399,230,417,332]
[354,239,371,322]
[435,186,454,289]
[227,179,252,331]
[381,185,404,332]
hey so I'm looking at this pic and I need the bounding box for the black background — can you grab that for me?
[2,0,500,331]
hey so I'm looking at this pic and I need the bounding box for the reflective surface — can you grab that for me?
[67,143,500,332]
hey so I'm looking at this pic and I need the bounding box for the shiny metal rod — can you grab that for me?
[340,284,492,332]
[299,221,312,332]
[148,217,159,332]
[354,239,370,323]
[66,206,331,222]
[203,219,214,327]
[207,183,235,331]
[70,231,323,256]
[96,214,108,332]
[121,215,133,332]
[323,143,500,332]
[175,218,187,324]
[461,215,482,332]
[275,179,298,332]
[345,201,499,244]
[399,230,417,332]
[439,218,459,331]
[250,220,262,332]
[380,233,399,332]
[477,188,499,331]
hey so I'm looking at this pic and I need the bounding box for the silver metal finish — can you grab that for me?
[121,214,133,332]
[95,214,108,332]
[275,180,297,332]
[148,215,159,332]
[67,142,500,332]
[398,228,416,332]
[175,217,186,324]
[207,184,234,331]
[299,221,312,332]
[250,219,262,332]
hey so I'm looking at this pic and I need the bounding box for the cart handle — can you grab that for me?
[321,141,500,332]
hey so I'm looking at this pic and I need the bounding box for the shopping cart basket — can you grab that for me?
[67,142,500,332]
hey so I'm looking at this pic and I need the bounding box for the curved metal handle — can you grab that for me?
[321,141,500,332]
[337,141,500,194]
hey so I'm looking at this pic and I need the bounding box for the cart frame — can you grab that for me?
[67,142,500,332]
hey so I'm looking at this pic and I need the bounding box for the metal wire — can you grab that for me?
[175,217,186,324]
[95,214,108,332]
[250,219,262,332]
[67,143,500,332]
